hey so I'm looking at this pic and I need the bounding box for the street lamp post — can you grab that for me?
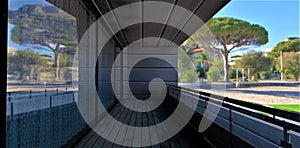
[236,67,239,82]
[236,67,239,87]
[242,68,244,82]
[248,67,250,81]
[280,51,283,81]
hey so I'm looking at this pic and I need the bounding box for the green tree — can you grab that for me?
[206,67,223,82]
[190,17,268,82]
[236,51,273,79]
[194,52,209,77]
[229,68,242,79]
[276,52,300,81]
[259,71,272,80]
[178,46,198,82]
[8,49,47,80]
[269,40,300,58]
[59,54,73,67]
[9,5,77,80]
[205,58,224,82]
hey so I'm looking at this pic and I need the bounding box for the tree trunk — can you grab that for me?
[29,66,38,80]
[295,74,299,81]
[204,61,209,72]
[54,52,61,81]
[222,53,229,82]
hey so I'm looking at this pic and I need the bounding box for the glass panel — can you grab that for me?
[7,0,83,147]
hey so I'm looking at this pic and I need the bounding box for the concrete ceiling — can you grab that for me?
[47,0,230,47]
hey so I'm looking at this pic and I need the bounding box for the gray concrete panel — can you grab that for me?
[232,111,282,145]
[129,68,178,82]
[290,131,300,148]
[232,123,281,148]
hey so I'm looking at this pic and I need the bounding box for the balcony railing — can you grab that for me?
[167,85,300,148]
[6,91,86,148]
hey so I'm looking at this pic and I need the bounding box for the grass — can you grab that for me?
[268,104,300,113]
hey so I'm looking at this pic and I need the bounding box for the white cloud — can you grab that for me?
[263,48,273,53]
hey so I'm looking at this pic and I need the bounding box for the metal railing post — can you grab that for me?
[10,102,13,116]
[8,94,11,103]
[229,105,233,148]
[50,96,52,108]
[72,92,75,102]
[281,127,292,148]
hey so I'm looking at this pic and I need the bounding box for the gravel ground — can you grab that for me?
[198,86,299,105]
[179,83,300,105]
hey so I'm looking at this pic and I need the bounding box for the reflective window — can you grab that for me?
[7,1,83,147]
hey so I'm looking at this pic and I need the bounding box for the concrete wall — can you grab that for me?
[115,46,178,101]
[78,33,118,123]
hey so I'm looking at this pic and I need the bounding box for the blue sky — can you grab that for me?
[8,0,300,56]
[214,0,300,55]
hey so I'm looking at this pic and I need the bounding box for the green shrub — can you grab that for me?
[178,48,198,83]
[259,71,271,80]
[229,68,242,79]
[206,67,223,81]
[178,69,198,83]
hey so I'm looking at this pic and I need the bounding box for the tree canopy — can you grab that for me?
[8,49,47,79]
[9,5,77,80]
[190,17,268,82]
[206,17,268,48]
[178,46,198,82]
[269,40,300,58]
[276,52,300,80]
[236,51,273,79]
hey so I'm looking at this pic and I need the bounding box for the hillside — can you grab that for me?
[9,4,61,15]
[8,4,77,45]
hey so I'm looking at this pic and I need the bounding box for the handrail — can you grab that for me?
[7,91,77,116]
[7,90,76,101]
[167,84,300,133]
